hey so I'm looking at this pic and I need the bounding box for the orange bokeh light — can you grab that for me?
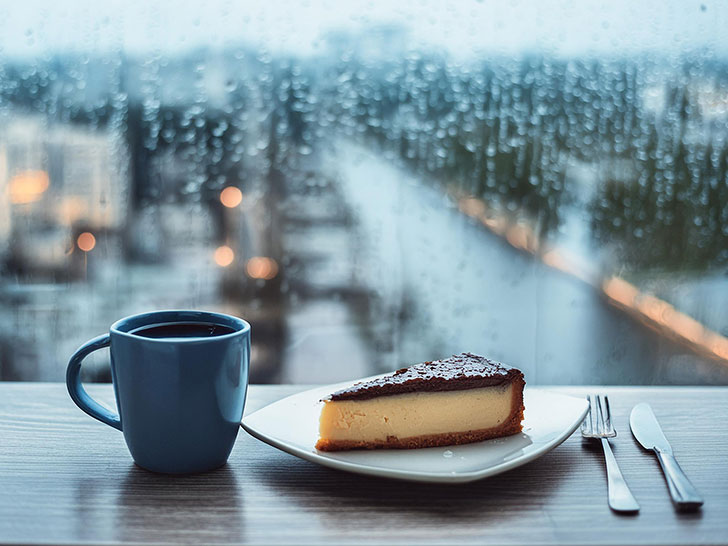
[458,197,486,219]
[482,216,506,235]
[220,186,243,208]
[602,277,639,308]
[505,225,532,252]
[246,257,278,280]
[8,170,50,204]
[711,336,728,360]
[214,245,235,267]
[76,232,96,252]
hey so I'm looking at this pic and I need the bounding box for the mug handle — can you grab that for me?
[66,334,122,431]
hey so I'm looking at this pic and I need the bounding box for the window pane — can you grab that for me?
[1,1,727,384]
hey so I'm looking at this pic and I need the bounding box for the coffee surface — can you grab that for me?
[130,322,236,339]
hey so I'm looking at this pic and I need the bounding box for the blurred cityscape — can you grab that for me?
[1,33,728,385]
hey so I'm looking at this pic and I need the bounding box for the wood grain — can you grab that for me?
[0,383,726,545]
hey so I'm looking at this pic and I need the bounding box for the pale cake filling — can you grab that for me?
[319,383,515,444]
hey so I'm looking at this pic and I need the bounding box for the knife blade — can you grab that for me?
[629,403,703,511]
[630,402,673,452]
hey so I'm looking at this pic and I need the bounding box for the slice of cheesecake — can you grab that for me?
[315,353,525,451]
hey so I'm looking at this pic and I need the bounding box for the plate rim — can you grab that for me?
[241,384,588,484]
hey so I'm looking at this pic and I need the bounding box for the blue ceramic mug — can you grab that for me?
[66,310,250,474]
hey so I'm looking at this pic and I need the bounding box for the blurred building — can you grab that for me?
[0,114,126,275]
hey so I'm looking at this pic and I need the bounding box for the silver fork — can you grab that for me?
[581,394,640,513]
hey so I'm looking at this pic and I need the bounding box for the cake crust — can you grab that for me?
[327,352,522,401]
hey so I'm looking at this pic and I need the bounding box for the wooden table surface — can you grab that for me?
[0,383,726,545]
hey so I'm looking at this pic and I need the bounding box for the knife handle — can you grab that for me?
[655,448,704,510]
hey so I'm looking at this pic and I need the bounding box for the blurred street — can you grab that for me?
[323,143,728,385]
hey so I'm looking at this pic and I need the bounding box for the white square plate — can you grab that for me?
[241,381,588,483]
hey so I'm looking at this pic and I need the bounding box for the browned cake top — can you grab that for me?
[327,352,523,401]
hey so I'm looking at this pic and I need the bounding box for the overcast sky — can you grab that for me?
[1,0,726,59]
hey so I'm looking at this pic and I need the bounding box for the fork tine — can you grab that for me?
[585,394,592,434]
[595,394,606,435]
[604,395,613,434]
[589,394,597,435]
[581,394,591,434]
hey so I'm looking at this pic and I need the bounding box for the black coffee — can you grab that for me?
[131,322,236,339]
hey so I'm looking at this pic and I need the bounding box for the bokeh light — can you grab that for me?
[214,245,235,267]
[76,232,96,252]
[246,257,278,280]
[220,186,243,208]
[8,171,50,204]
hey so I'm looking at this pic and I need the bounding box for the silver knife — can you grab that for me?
[629,403,703,511]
